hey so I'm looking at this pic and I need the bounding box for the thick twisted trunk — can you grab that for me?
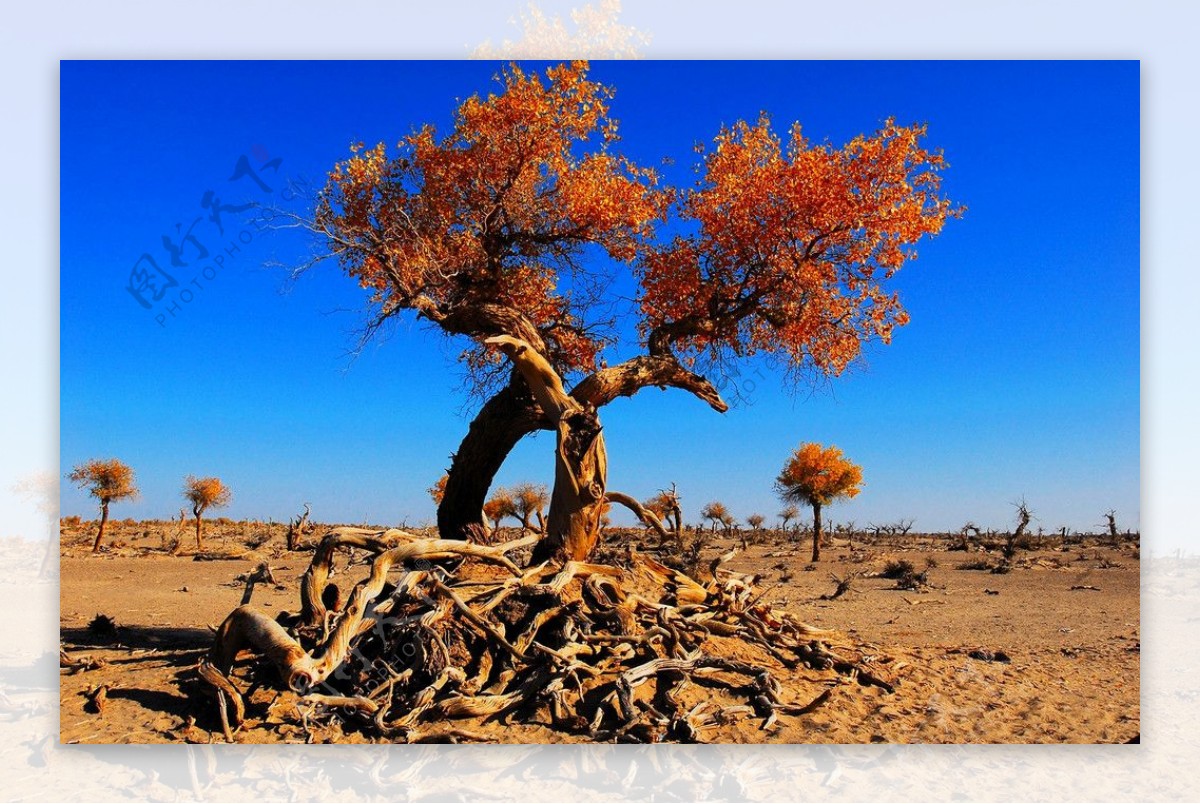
[534,408,608,562]
[436,380,545,543]
[485,336,610,563]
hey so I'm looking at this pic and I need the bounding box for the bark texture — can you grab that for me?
[484,336,608,563]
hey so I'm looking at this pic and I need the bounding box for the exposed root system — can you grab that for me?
[199,528,899,743]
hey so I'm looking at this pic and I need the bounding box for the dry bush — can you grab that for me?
[880,559,916,579]
[878,558,928,590]
[246,531,273,550]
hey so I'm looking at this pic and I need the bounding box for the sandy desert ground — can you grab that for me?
[56,519,1140,746]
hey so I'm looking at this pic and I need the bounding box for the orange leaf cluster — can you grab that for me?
[639,115,962,375]
[316,61,663,376]
[428,474,449,505]
[315,61,961,390]
[775,443,863,507]
[68,459,138,505]
[183,475,232,513]
[483,490,518,524]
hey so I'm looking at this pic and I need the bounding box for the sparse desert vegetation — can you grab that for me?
[59,512,1139,745]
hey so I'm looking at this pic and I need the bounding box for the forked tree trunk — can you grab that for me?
[811,501,823,563]
[435,330,727,556]
[92,502,110,553]
[437,380,544,544]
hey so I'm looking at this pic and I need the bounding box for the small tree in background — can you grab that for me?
[701,501,732,534]
[1103,509,1120,543]
[645,486,683,538]
[512,482,550,533]
[779,504,799,534]
[68,459,138,552]
[1002,500,1033,562]
[483,489,517,533]
[183,476,232,550]
[775,443,863,562]
[747,513,765,531]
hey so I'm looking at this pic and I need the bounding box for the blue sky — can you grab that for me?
[60,60,1139,533]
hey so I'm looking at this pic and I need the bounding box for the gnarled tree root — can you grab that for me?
[198,529,897,743]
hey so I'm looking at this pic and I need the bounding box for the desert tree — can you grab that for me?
[775,443,863,563]
[287,502,313,551]
[778,504,800,533]
[1103,509,1120,543]
[512,482,550,533]
[183,476,232,550]
[202,61,960,738]
[1001,500,1033,562]
[841,519,857,549]
[701,501,732,534]
[951,521,982,551]
[67,459,138,553]
[298,60,959,563]
[483,488,517,533]
[14,472,58,576]
[746,513,765,531]
[645,486,683,537]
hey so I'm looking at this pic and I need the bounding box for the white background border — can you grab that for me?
[2,1,1193,800]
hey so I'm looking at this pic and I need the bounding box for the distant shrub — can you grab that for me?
[957,558,994,571]
[880,559,915,579]
[246,532,272,550]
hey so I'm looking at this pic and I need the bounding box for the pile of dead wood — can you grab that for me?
[198,528,898,743]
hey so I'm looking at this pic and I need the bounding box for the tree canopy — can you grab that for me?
[775,443,864,509]
[183,476,232,516]
[312,60,960,392]
[68,458,138,506]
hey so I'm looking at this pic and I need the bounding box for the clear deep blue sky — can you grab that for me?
[60,60,1139,533]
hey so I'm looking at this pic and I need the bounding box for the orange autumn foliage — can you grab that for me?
[68,459,138,508]
[68,458,139,552]
[428,474,448,506]
[183,476,232,515]
[315,60,662,377]
[775,443,863,509]
[182,475,232,550]
[640,115,961,376]
[483,490,518,528]
[313,61,961,391]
